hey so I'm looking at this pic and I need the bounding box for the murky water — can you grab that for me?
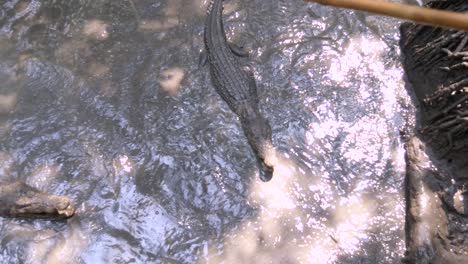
[0,0,416,263]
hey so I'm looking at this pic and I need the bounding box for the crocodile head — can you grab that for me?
[0,181,75,219]
[240,112,277,182]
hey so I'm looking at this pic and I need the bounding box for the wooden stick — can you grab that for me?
[306,0,468,32]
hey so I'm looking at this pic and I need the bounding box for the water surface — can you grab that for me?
[0,0,415,263]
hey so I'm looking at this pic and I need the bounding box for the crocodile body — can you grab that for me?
[204,0,276,181]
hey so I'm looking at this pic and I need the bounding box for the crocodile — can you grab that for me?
[0,181,75,219]
[204,0,277,181]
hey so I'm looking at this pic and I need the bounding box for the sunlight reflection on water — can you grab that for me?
[201,6,408,262]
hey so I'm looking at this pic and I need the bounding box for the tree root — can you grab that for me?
[423,111,468,152]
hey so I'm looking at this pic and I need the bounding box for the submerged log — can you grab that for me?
[400,0,468,263]
[403,137,468,264]
[0,181,74,219]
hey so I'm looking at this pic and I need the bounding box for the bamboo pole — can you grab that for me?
[306,0,468,32]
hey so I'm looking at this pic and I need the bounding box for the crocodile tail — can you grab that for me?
[206,0,222,15]
[204,0,227,47]
[206,0,215,14]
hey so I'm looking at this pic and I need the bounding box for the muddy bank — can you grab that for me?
[400,0,468,263]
